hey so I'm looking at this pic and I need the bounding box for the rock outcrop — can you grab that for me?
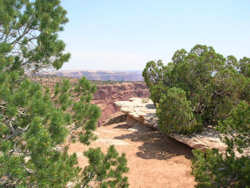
[115,98,250,156]
[115,98,158,128]
[93,83,149,124]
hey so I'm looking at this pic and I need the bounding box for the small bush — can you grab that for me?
[192,149,250,188]
[157,87,201,134]
[192,101,250,187]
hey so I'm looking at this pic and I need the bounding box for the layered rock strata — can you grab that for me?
[93,83,149,124]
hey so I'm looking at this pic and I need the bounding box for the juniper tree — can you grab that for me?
[0,0,128,187]
[143,44,249,134]
[142,60,166,105]
[157,87,201,134]
[143,44,249,187]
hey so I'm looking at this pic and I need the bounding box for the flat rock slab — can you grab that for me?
[115,98,230,153]
[115,98,158,128]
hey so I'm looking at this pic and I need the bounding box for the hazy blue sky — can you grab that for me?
[60,0,250,71]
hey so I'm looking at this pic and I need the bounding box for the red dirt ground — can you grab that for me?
[68,114,196,188]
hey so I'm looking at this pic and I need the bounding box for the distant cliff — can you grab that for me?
[54,70,143,81]
[92,82,149,124]
[34,77,149,124]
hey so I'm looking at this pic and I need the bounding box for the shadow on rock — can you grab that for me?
[113,123,134,129]
[145,103,155,109]
[103,114,127,126]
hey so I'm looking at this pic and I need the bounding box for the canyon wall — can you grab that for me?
[93,82,149,124]
[33,77,149,124]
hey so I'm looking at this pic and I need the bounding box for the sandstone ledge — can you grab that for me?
[115,98,249,156]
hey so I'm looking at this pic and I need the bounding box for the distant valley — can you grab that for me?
[43,70,144,81]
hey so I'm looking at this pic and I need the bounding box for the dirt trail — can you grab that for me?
[68,114,196,188]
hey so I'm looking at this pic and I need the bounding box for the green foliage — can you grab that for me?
[143,44,249,134]
[192,102,250,187]
[0,0,70,71]
[143,44,250,186]
[239,57,250,78]
[80,146,129,188]
[142,60,167,105]
[0,0,129,187]
[192,149,250,188]
[218,101,250,155]
[157,87,201,134]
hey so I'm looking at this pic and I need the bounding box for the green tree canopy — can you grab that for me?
[143,44,250,187]
[143,44,249,134]
[0,0,129,187]
[0,0,70,71]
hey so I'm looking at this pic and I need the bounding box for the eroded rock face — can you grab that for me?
[94,83,148,100]
[93,83,149,124]
[115,98,245,154]
[34,77,150,124]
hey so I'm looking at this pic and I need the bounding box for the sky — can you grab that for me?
[60,0,250,71]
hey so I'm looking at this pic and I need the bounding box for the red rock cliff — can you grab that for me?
[32,77,149,125]
[93,82,149,124]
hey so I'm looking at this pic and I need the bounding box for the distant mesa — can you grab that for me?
[39,70,143,81]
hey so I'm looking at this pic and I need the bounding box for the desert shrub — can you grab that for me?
[192,101,250,187]
[143,44,249,134]
[192,149,250,188]
[82,146,129,188]
[157,87,201,134]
